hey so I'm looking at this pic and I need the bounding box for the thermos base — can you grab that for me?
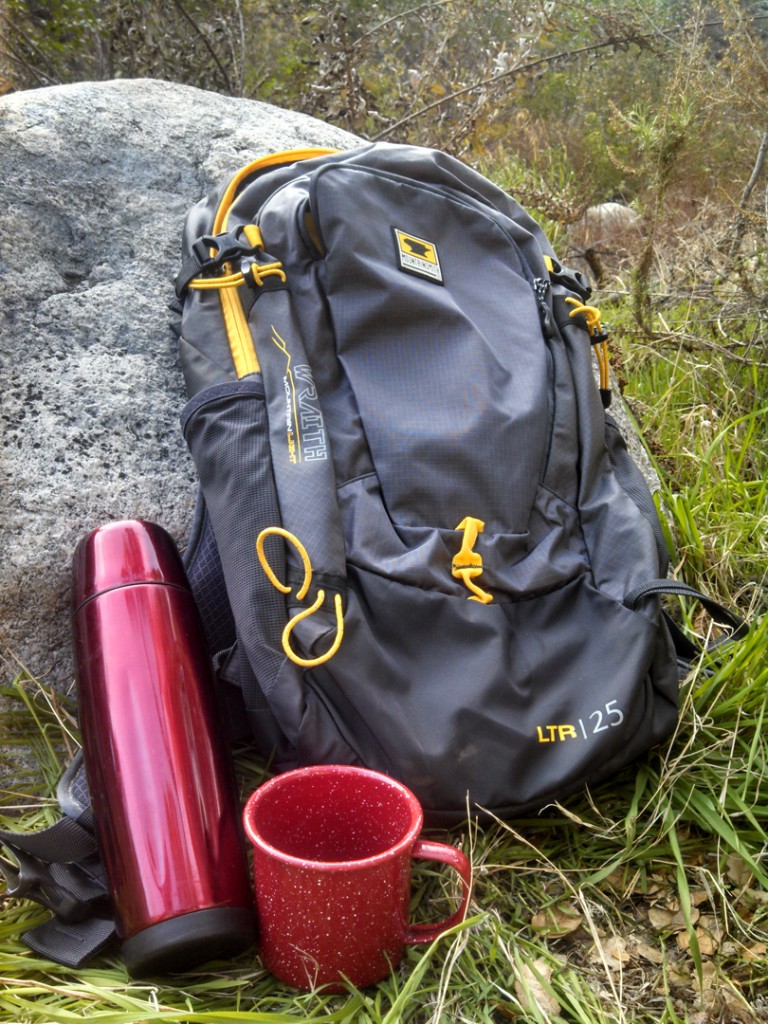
[122,907,256,977]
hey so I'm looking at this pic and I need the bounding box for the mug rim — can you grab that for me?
[243,764,424,871]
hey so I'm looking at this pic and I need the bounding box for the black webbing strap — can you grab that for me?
[0,756,117,968]
[0,813,95,864]
[625,578,749,654]
[21,914,116,969]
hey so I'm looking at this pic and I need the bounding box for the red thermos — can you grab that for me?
[72,520,256,977]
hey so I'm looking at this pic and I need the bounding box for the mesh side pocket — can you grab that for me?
[183,488,237,658]
[182,378,287,705]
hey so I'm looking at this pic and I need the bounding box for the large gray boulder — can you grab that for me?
[0,79,657,698]
[0,79,359,692]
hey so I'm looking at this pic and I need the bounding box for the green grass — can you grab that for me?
[608,301,768,619]
[2,299,767,1023]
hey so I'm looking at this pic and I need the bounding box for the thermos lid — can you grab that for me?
[72,519,189,609]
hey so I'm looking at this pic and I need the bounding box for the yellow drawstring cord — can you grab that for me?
[565,297,611,393]
[188,262,286,290]
[256,526,344,668]
[282,591,345,668]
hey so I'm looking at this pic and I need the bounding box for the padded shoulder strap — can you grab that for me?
[176,147,340,376]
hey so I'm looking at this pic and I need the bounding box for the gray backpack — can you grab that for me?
[173,142,735,822]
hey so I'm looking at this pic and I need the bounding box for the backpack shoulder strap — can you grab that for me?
[0,753,116,967]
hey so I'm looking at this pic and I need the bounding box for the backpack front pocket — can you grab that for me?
[312,165,552,537]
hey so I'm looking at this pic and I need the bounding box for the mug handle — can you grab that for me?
[404,838,472,944]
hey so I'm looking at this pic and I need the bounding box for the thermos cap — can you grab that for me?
[72,519,189,609]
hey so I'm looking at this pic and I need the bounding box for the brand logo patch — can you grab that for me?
[393,228,443,283]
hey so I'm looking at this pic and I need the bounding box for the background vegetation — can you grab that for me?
[1,1,767,1021]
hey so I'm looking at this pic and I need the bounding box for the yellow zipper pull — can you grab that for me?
[452,517,493,604]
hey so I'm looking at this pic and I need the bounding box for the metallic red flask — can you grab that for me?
[72,519,255,977]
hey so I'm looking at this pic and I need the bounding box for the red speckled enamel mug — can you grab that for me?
[243,765,471,991]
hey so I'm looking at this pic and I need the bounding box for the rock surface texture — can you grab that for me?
[0,79,358,691]
[0,78,657,695]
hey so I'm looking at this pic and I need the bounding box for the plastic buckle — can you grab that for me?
[191,225,260,275]
[547,257,592,301]
[0,842,108,923]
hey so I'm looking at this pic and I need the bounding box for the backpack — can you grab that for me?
[172,141,741,822]
[2,142,745,969]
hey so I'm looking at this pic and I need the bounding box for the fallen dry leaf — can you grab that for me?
[514,958,559,1016]
[676,931,693,952]
[718,986,758,1023]
[699,914,725,940]
[667,963,692,988]
[648,905,699,932]
[589,934,631,969]
[676,927,720,956]
[644,872,670,893]
[648,907,674,929]
[696,959,718,992]
[531,904,583,937]
[726,851,754,888]
[676,913,724,956]
[604,867,630,893]
[697,930,719,957]
[634,940,664,965]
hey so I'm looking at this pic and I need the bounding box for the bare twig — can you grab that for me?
[726,129,768,258]
[358,0,456,44]
[0,9,59,86]
[232,0,246,96]
[170,0,234,94]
